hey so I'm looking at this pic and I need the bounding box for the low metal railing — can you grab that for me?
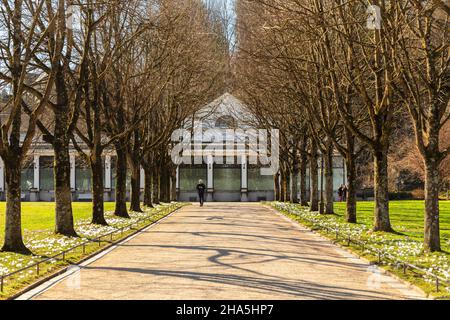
[0,203,182,293]
[273,203,450,293]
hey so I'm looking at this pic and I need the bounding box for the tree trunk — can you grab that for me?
[90,153,107,225]
[285,172,291,202]
[171,169,177,202]
[1,162,31,254]
[160,165,171,203]
[54,131,77,237]
[280,171,286,202]
[324,142,334,214]
[291,168,299,204]
[310,143,319,212]
[143,166,153,207]
[152,165,160,205]
[424,158,441,252]
[299,153,309,206]
[274,173,280,201]
[319,156,325,214]
[114,144,129,218]
[129,160,142,212]
[346,156,357,223]
[373,149,393,232]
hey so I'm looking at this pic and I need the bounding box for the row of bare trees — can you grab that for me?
[235,0,449,252]
[0,0,229,254]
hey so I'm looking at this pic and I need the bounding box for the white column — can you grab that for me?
[0,158,4,191]
[105,155,112,189]
[176,166,180,189]
[207,154,214,202]
[140,166,145,189]
[241,155,248,190]
[33,155,40,190]
[207,154,214,190]
[70,155,76,190]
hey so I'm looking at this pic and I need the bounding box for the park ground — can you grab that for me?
[17,203,425,300]
[0,200,449,299]
[334,201,450,251]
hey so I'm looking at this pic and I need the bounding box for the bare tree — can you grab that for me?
[0,0,58,253]
[394,2,449,251]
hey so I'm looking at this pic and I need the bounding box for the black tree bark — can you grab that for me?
[274,173,280,201]
[424,158,441,252]
[324,141,334,215]
[1,163,31,254]
[129,160,142,212]
[373,148,393,232]
[53,124,77,237]
[90,152,107,225]
[143,166,153,207]
[310,141,319,212]
[114,143,130,218]
[346,156,357,223]
[299,152,309,206]
[152,165,160,205]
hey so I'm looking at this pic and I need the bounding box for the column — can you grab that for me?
[105,156,112,189]
[33,155,40,189]
[70,154,76,190]
[241,155,248,202]
[207,154,214,202]
[104,155,112,202]
[30,155,40,201]
[0,158,4,196]
[140,166,145,190]
[176,166,180,201]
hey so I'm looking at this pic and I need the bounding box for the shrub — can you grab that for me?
[389,192,413,200]
[411,188,425,200]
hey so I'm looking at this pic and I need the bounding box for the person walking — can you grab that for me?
[197,179,206,207]
[338,185,344,202]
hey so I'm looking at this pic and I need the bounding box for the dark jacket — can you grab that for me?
[197,183,206,195]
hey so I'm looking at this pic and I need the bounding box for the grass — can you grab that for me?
[334,201,450,250]
[0,202,116,242]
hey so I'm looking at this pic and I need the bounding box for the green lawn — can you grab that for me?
[334,200,450,247]
[0,202,116,240]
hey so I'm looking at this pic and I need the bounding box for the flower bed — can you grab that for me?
[271,202,450,297]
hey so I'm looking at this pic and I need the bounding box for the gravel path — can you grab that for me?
[21,203,426,300]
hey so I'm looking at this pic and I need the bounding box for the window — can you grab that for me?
[248,167,274,192]
[215,116,236,129]
[214,165,240,192]
[110,156,117,189]
[179,165,207,192]
[76,157,91,192]
[39,156,54,191]
[21,158,34,191]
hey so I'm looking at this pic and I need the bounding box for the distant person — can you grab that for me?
[197,179,206,207]
[338,185,344,202]
[343,185,348,202]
